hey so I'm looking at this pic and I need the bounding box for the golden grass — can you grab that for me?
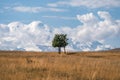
[0,51,120,80]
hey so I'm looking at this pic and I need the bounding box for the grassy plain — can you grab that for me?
[0,51,120,80]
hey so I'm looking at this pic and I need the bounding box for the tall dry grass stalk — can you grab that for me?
[0,51,120,80]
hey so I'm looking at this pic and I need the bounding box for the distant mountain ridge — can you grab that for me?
[110,48,120,51]
[7,41,112,52]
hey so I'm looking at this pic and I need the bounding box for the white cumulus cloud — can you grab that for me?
[76,11,120,42]
[0,11,120,51]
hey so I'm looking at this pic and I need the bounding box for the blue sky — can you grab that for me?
[0,0,120,51]
[1,0,119,27]
[0,0,79,27]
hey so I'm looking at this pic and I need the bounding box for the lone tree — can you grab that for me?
[52,34,68,54]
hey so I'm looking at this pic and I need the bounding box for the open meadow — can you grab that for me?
[0,50,120,80]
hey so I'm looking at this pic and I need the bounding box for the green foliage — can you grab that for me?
[52,34,68,48]
[52,34,68,54]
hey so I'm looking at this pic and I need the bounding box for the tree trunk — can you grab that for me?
[64,47,66,54]
[58,47,61,54]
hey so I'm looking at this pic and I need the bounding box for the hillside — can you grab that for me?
[110,48,120,51]
[0,51,120,80]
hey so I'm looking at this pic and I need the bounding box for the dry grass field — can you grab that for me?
[0,50,120,80]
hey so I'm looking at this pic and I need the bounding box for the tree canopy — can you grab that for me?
[52,34,68,54]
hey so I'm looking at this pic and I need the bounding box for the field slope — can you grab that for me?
[0,51,120,80]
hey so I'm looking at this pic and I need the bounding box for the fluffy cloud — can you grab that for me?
[76,11,120,41]
[0,11,119,51]
[48,0,120,8]
[12,6,66,13]
[0,21,53,51]
[77,13,97,26]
